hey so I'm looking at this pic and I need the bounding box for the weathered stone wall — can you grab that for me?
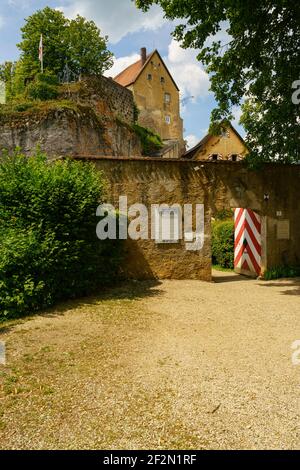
[75,156,300,280]
[65,76,136,125]
[0,105,142,158]
[0,76,143,157]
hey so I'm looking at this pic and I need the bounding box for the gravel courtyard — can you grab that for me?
[1,271,300,450]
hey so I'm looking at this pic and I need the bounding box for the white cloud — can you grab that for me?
[164,39,211,99]
[104,53,140,78]
[7,0,32,8]
[185,134,200,149]
[60,0,165,44]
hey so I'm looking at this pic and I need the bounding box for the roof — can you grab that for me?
[184,122,248,159]
[114,50,179,91]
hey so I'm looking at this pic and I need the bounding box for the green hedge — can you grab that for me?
[0,150,122,321]
[212,219,234,269]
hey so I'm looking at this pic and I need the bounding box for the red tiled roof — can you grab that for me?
[114,54,153,87]
[114,50,179,91]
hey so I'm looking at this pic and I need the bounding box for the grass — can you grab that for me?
[0,99,81,122]
[213,264,234,273]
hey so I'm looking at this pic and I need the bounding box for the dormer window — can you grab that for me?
[161,77,165,84]
[147,74,152,81]
[229,154,241,161]
[209,153,222,161]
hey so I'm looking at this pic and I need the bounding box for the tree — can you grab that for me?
[18,7,67,76]
[17,7,113,79]
[136,0,300,163]
[66,16,113,76]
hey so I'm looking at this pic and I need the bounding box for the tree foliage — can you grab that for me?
[136,0,300,163]
[0,7,113,102]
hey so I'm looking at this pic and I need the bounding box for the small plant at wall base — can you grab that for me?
[0,150,123,321]
[264,266,300,281]
[212,219,234,270]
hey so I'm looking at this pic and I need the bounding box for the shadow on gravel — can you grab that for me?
[212,271,253,283]
[0,280,162,333]
[258,278,300,296]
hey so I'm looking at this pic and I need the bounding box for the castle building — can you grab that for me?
[114,48,185,158]
[184,123,248,161]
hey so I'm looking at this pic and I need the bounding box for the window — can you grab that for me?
[165,115,171,124]
[154,207,181,243]
[161,76,165,84]
[221,129,230,138]
[164,92,171,103]
[147,74,152,81]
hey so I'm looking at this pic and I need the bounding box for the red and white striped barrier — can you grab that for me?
[234,208,262,276]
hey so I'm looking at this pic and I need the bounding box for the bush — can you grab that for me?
[0,150,123,320]
[132,124,163,156]
[212,219,234,269]
[26,72,59,101]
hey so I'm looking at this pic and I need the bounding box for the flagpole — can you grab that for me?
[39,34,44,74]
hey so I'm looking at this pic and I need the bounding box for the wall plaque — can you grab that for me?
[277,220,290,240]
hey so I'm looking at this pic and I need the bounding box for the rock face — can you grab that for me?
[0,76,142,158]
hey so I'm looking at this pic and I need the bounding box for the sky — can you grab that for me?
[0,0,245,148]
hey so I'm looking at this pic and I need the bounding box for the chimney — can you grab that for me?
[141,47,147,65]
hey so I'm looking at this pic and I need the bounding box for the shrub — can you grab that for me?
[212,219,234,269]
[0,150,123,320]
[26,73,59,101]
[132,124,163,156]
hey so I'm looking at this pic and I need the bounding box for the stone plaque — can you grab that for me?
[277,220,290,240]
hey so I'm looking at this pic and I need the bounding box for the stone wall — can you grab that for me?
[65,76,135,125]
[74,156,300,281]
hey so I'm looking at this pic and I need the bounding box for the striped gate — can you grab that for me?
[234,208,262,277]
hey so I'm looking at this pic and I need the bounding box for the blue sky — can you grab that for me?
[0,0,244,148]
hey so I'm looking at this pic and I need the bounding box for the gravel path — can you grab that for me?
[1,271,300,449]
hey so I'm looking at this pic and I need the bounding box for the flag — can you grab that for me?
[39,34,43,72]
